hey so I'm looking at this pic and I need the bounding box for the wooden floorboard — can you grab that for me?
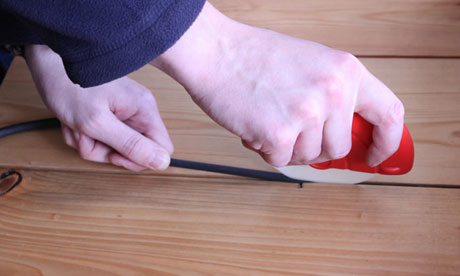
[0,2,459,274]
[1,58,459,185]
[212,0,460,57]
[0,169,459,275]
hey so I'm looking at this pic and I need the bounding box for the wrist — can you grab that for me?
[24,45,56,67]
[150,1,240,90]
[25,45,73,110]
[25,45,63,89]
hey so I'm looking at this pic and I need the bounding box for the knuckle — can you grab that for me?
[383,100,405,128]
[79,147,93,161]
[261,127,296,167]
[76,112,106,134]
[328,143,351,160]
[121,135,148,164]
[335,51,361,70]
[292,101,322,125]
[131,83,156,104]
[138,89,156,104]
[268,128,296,150]
[317,74,345,102]
[243,139,263,151]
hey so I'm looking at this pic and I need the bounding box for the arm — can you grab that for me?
[151,2,405,167]
[1,0,205,87]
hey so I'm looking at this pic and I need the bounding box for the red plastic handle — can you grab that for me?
[310,114,414,175]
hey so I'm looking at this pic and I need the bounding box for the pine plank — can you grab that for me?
[1,58,459,185]
[211,0,460,57]
[0,170,459,275]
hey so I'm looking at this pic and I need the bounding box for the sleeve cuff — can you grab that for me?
[63,0,205,88]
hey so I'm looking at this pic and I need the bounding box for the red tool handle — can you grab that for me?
[310,114,414,175]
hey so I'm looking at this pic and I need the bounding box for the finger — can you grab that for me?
[77,133,113,163]
[83,113,171,170]
[289,123,323,165]
[61,124,77,149]
[242,140,268,163]
[109,152,147,172]
[241,140,262,153]
[356,71,405,167]
[141,105,174,155]
[112,81,174,155]
[258,128,297,167]
[316,113,353,162]
[72,129,80,142]
[242,142,284,168]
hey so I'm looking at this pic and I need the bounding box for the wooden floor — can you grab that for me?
[1,0,459,274]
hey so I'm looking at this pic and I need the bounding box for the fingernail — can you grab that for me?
[149,150,170,170]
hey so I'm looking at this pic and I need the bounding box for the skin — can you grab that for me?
[25,1,404,171]
[25,45,173,171]
[152,2,405,167]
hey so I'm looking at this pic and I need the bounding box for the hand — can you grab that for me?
[152,2,404,168]
[25,45,173,171]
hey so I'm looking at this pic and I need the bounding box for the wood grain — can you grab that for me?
[0,169,459,275]
[1,2,459,274]
[1,58,460,185]
[211,0,460,57]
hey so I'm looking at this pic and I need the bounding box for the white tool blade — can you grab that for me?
[276,165,375,184]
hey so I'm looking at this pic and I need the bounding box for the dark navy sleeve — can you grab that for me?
[0,0,205,87]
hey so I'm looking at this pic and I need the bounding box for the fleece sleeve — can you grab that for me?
[0,0,205,87]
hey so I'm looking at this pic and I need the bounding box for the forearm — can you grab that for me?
[24,45,68,108]
[150,2,239,89]
[149,1,404,168]
[5,0,205,87]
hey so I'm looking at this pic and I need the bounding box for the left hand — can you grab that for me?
[25,45,173,171]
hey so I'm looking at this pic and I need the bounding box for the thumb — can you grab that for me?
[356,71,405,167]
[84,113,171,170]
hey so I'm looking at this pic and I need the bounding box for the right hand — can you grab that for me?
[152,1,405,168]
